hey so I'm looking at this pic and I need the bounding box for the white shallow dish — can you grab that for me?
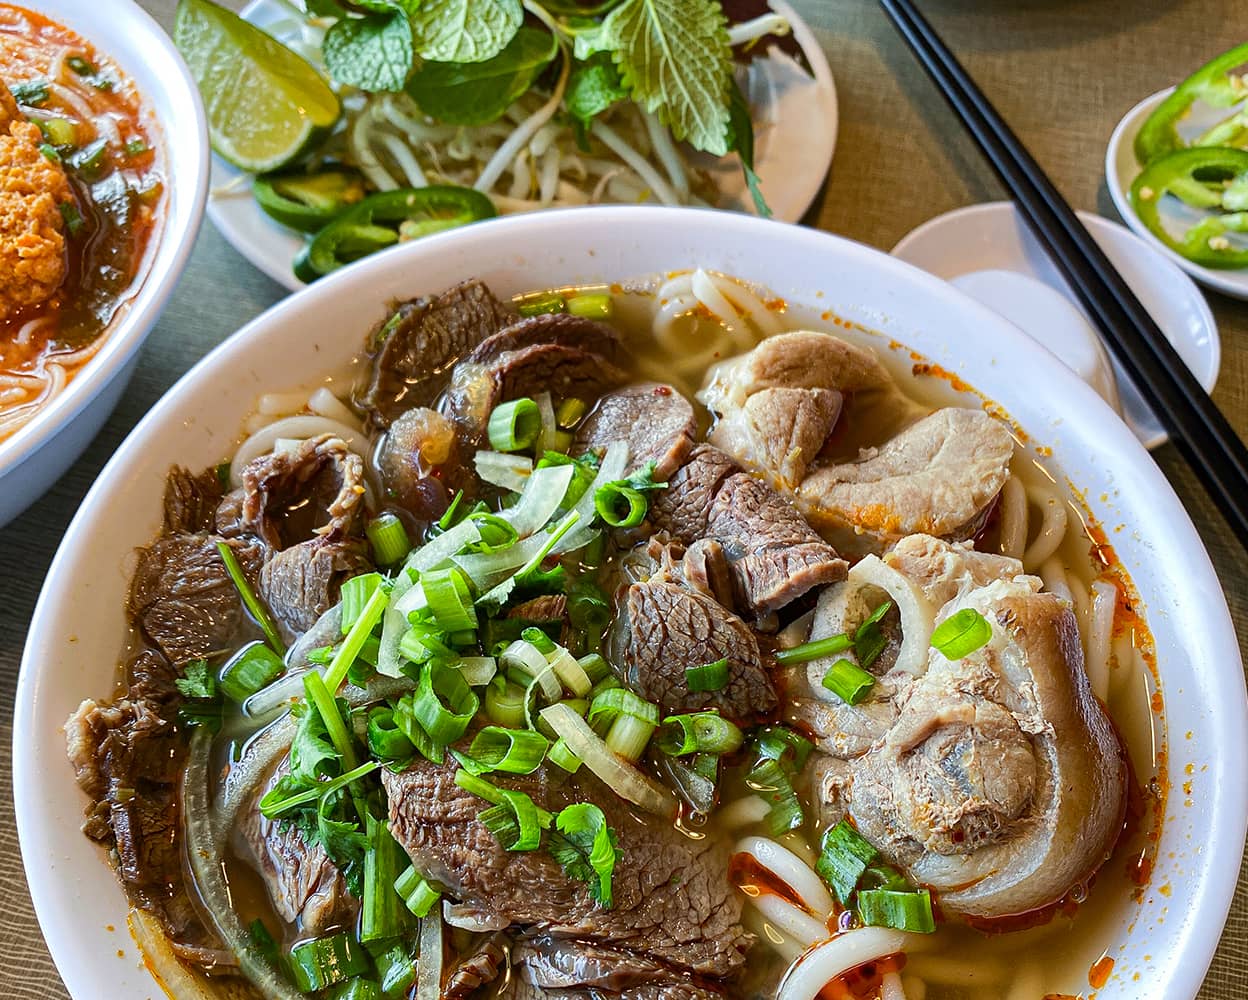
[15,207,1247,999]
[1106,87,1248,301]
[0,0,209,527]
[207,0,837,291]
[892,201,1220,450]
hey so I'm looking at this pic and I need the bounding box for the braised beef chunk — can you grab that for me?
[163,465,224,534]
[128,533,263,665]
[240,433,367,550]
[649,445,737,540]
[573,383,697,480]
[362,278,517,429]
[259,535,371,635]
[383,760,750,982]
[445,935,509,1000]
[65,650,224,962]
[464,311,624,366]
[612,580,777,720]
[511,939,727,997]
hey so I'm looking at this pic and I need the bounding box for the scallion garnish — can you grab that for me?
[773,632,853,665]
[484,676,528,729]
[420,566,478,632]
[587,687,659,761]
[219,640,284,703]
[931,607,993,660]
[521,626,556,655]
[37,143,60,162]
[656,712,744,756]
[516,290,566,317]
[593,481,648,528]
[366,513,410,565]
[392,692,445,764]
[394,864,441,917]
[548,736,582,773]
[373,943,416,997]
[124,138,148,157]
[66,55,95,76]
[577,652,610,684]
[857,887,936,934]
[214,540,285,655]
[303,670,360,773]
[854,600,893,669]
[556,397,588,428]
[487,397,542,452]
[752,725,813,771]
[361,816,410,942]
[565,292,613,319]
[323,583,389,692]
[410,659,479,744]
[685,657,730,693]
[747,757,804,837]
[455,726,550,775]
[287,931,371,993]
[340,572,384,632]
[366,706,415,761]
[821,658,876,705]
[816,820,878,905]
[9,79,49,105]
[58,200,85,236]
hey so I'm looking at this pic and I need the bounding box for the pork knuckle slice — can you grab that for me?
[708,386,841,490]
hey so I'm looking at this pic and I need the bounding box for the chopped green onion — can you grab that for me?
[481,616,559,651]
[341,573,385,633]
[857,888,936,934]
[547,645,592,697]
[752,725,814,772]
[366,707,415,761]
[37,143,60,162]
[773,633,853,665]
[854,600,893,669]
[822,658,876,705]
[367,514,410,565]
[456,655,497,686]
[448,628,477,648]
[656,712,744,756]
[547,736,582,773]
[488,788,546,850]
[931,607,993,660]
[361,816,410,942]
[438,490,464,531]
[588,688,658,761]
[747,757,804,837]
[552,429,574,453]
[420,566,478,632]
[593,482,647,527]
[456,726,550,775]
[501,639,560,700]
[410,660,479,743]
[861,863,910,892]
[577,652,610,683]
[816,820,878,905]
[521,626,556,654]
[488,397,541,452]
[214,540,285,655]
[392,693,444,764]
[372,943,416,997]
[325,584,389,693]
[39,117,76,147]
[565,292,613,319]
[247,919,278,965]
[219,640,284,703]
[331,979,383,1000]
[68,138,108,179]
[484,676,528,728]
[66,55,95,75]
[685,657,730,693]
[288,932,370,992]
[394,864,441,918]
[556,397,588,428]
[453,769,554,828]
[516,290,566,316]
[589,674,622,700]
[9,79,49,105]
[124,138,148,157]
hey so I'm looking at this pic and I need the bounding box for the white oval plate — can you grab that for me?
[16,208,1247,1000]
[892,201,1220,450]
[207,0,838,291]
[1106,87,1248,301]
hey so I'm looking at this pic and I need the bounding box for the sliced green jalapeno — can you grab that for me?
[252,167,367,232]
[1135,43,1248,165]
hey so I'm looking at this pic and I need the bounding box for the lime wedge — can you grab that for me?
[174,0,340,173]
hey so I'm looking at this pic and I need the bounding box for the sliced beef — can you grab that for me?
[464,311,623,366]
[128,533,263,664]
[611,580,776,721]
[651,445,847,617]
[238,759,358,935]
[797,407,1014,557]
[446,935,509,1000]
[572,383,697,480]
[259,534,372,635]
[163,466,224,534]
[376,406,454,522]
[677,539,735,610]
[65,650,222,963]
[240,433,367,551]
[708,386,841,489]
[508,594,571,644]
[362,279,516,429]
[382,759,750,981]
[512,939,727,998]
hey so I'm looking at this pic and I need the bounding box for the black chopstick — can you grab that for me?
[880,0,1248,547]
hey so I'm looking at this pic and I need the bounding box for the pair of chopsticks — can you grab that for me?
[880,0,1248,548]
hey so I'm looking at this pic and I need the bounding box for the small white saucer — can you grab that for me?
[1105,87,1248,302]
[892,201,1220,450]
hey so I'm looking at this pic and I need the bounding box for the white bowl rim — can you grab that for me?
[0,0,210,480]
[14,205,1248,999]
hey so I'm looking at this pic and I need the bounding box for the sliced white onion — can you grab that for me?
[215,714,296,831]
[748,894,830,950]
[718,795,771,830]
[881,972,909,1000]
[453,531,548,590]
[404,519,483,574]
[230,415,368,489]
[735,836,834,920]
[442,901,509,932]
[474,450,534,492]
[377,570,419,679]
[127,909,221,998]
[777,928,913,1000]
[457,656,498,686]
[501,462,574,537]
[551,440,629,554]
[308,386,363,430]
[540,702,676,816]
[502,640,561,700]
[416,913,443,1000]
[536,391,558,454]
[547,645,592,697]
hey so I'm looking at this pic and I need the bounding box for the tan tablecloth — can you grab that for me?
[2,0,1245,996]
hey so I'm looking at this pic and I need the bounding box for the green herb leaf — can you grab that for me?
[324,9,414,92]
[408,0,523,64]
[305,0,345,13]
[591,0,733,155]
[175,660,217,700]
[548,803,620,907]
[565,51,628,124]
[9,79,49,106]
[290,696,341,783]
[408,25,558,127]
[726,76,771,217]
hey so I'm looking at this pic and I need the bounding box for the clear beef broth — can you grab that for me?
[81,274,1161,1000]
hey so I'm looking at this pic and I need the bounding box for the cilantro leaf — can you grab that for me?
[548,803,619,907]
[290,697,340,783]
[407,25,557,126]
[323,9,414,92]
[623,460,667,494]
[175,660,217,700]
[408,0,523,64]
[591,0,733,156]
[725,77,771,218]
[565,52,629,125]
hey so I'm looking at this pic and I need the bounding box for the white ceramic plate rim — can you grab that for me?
[889,200,1222,449]
[15,207,1247,1000]
[1105,87,1248,301]
[0,0,210,478]
[206,0,837,292]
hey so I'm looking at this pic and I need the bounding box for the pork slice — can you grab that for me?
[884,533,1024,608]
[708,386,841,490]
[612,580,777,721]
[649,445,738,541]
[162,466,224,535]
[798,408,1014,557]
[382,760,750,980]
[259,535,372,635]
[464,311,624,366]
[573,383,697,480]
[128,533,264,665]
[361,278,516,428]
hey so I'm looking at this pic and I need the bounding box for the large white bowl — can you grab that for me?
[0,0,209,526]
[15,207,1247,999]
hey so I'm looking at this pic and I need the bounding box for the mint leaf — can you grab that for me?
[594,0,733,156]
[324,10,414,92]
[407,25,557,126]
[565,52,628,124]
[175,660,217,700]
[408,0,523,64]
[726,77,771,217]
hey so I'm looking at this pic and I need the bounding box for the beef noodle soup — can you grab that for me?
[0,3,162,441]
[66,272,1164,1000]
